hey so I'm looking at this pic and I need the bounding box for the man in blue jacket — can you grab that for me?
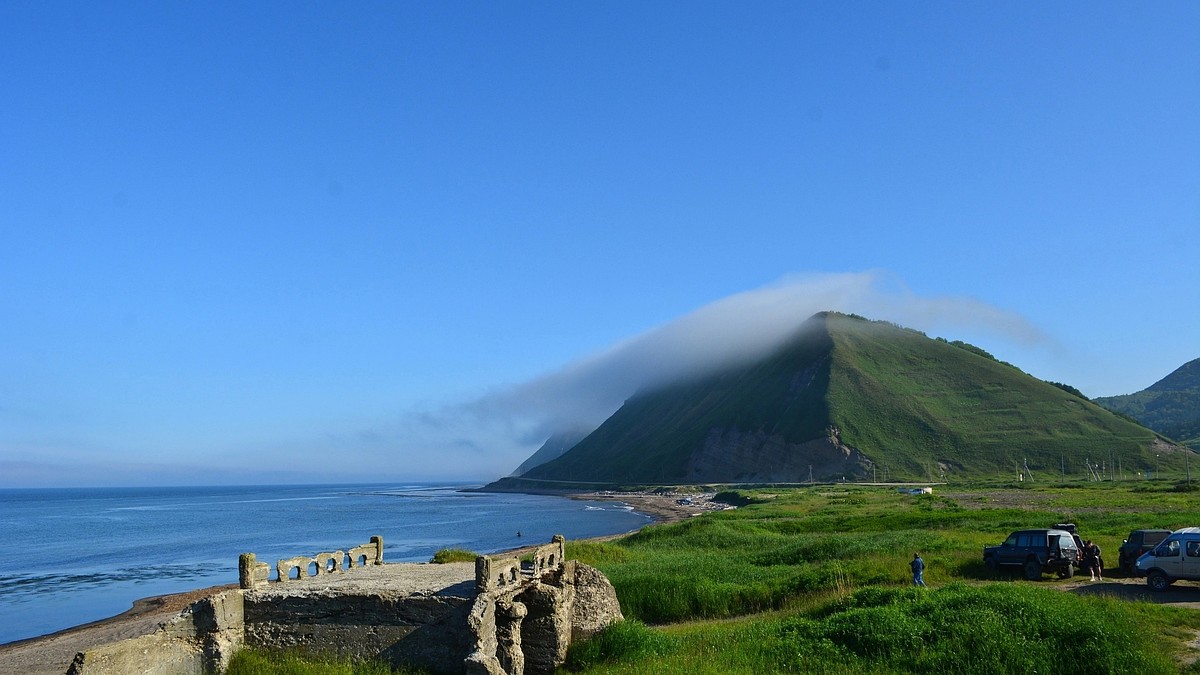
[911,553,927,587]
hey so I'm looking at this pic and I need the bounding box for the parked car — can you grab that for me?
[1135,527,1200,591]
[983,528,1080,580]
[1119,529,1171,575]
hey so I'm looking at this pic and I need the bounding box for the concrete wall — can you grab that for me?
[243,591,476,674]
[66,590,244,675]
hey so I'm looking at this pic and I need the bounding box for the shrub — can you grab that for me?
[565,620,676,670]
[712,490,758,507]
[778,584,1174,675]
[429,548,477,564]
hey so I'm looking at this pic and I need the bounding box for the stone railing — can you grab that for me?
[529,536,565,578]
[474,534,566,594]
[239,535,384,589]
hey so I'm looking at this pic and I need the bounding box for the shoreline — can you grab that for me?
[0,490,710,674]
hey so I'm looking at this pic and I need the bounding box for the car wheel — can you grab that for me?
[1057,563,1074,579]
[985,556,999,573]
[1024,559,1042,580]
[1148,571,1172,592]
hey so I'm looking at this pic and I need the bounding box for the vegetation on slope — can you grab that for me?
[1097,358,1200,450]
[825,315,1161,480]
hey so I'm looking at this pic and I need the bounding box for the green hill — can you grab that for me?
[505,312,1182,484]
[1095,358,1200,450]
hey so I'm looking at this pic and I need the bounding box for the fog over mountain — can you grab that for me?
[467,271,1045,440]
[374,271,1049,478]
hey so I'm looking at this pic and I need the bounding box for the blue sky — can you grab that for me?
[2,3,1197,487]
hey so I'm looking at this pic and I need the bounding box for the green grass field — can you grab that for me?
[563,482,1200,674]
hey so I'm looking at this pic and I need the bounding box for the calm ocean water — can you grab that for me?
[0,483,649,645]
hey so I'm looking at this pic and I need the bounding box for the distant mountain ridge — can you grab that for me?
[511,429,590,476]
[494,312,1184,486]
[1095,358,1200,450]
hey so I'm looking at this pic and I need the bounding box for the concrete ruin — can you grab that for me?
[66,535,622,675]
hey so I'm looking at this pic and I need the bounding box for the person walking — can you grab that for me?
[911,553,927,587]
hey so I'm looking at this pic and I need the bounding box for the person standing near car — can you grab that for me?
[1082,540,1099,581]
[911,553,927,587]
[1092,541,1104,581]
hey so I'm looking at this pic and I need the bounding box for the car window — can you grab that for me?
[1187,541,1200,557]
[1017,534,1032,547]
[1059,535,1074,551]
[1162,540,1181,557]
[1147,532,1169,546]
[1005,534,1019,546]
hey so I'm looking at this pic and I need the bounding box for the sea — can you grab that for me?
[0,483,649,645]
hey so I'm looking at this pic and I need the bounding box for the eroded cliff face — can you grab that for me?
[686,427,864,482]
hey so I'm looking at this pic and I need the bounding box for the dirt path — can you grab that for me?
[1063,574,1200,609]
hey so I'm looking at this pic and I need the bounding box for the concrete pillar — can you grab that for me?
[496,599,527,675]
[238,553,269,589]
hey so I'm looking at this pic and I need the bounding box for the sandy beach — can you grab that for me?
[0,491,708,675]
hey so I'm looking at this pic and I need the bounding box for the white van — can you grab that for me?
[1135,527,1200,591]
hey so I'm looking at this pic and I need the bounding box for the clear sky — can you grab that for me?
[2,3,1197,487]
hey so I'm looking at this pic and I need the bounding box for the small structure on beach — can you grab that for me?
[66,535,623,675]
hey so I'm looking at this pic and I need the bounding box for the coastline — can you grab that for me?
[0,490,710,674]
[569,489,723,527]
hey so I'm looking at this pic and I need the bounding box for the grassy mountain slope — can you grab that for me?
[825,320,1157,479]
[1095,358,1200,449]
[514,313,1176,484]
